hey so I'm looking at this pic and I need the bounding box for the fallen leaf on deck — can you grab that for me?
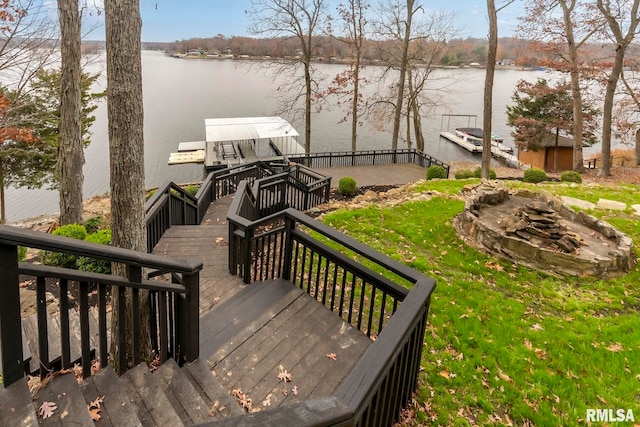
[292,385,298,396]
[326,353,337,361]
[39,401,57,419]
[278,368,292,382]
[89,408,101,421]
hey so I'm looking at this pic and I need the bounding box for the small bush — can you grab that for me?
[523,167,548,183]
[560,170,582,184]
[182,185,200,197]
[426,165,447,180]
[77,229,112,274]
[84,215,106,234]
[41,224,88,268]
[18,246,27,262]
[338,176,357,196]
[455,170,475,180]
[472,167,497,180]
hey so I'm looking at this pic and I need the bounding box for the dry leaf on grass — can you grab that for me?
[38,401,57,419]
[606,342,624,352]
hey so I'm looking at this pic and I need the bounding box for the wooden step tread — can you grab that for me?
[122,364,184,427]
[33,372,95,426]
[0,377,38,427]
[183,359,244,419]
[154,359,210,425]
[81,366,142,427]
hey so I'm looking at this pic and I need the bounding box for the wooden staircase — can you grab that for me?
[0,358,244,426]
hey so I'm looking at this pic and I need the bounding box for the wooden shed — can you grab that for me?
[517,134,574,172]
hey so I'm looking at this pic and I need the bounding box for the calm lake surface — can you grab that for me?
[8,50,551,222]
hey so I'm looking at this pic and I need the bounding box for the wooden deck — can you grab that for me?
[153,196,372,409]
[0,196,372,425]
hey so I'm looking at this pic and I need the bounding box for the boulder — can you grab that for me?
[561,196,596,210]
[597,198,627,211]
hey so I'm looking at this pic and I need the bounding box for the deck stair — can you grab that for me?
[0,358,243,426]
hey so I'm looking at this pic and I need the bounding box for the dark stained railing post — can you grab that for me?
[282,215,295,281]
[0,243,24,387]
[128,265,142,367]
[176,258,201,363]
[243,227,254,284]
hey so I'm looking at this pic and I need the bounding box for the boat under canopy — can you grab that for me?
[168,116,306,169]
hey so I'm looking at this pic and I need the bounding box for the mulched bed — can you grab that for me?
[328,184,401,202]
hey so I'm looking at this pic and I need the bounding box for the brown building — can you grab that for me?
[518,134,574,172]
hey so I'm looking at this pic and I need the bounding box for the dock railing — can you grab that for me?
[0,225,202,387]
[227,179,436,426]
[288,148,450,177]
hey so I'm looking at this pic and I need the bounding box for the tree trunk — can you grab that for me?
[598,45,624,177]
[391,0,414,153]
[351,59,360,153]
[636,128,640,165]
[0,163,5,224]
[558,0,586,173]
[105,0,150,372]
[554,127,560,172]
[57,0,84,225]
[304,60,312,154]
[482,0,498,180]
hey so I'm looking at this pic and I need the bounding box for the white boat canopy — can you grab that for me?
[204,117,299,143]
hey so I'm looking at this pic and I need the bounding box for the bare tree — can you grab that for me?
[482,0,515,179]
[596,0,640,176]
[57,0,84,225]
[105,0,150,371]
[247,0,327,154]
[614,70,640,165]
[329,0,369,152]
[519,0,604,173]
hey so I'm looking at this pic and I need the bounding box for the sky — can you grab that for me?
[118,0,522,43]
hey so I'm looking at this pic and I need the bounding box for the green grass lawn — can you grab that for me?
[319,179,640,426]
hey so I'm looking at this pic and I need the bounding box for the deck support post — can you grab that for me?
[243,228,253,284]
[0,243,24,387]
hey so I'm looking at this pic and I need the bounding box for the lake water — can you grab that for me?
[7,50,550,222]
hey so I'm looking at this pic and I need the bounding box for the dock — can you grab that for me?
[440,131,523,168]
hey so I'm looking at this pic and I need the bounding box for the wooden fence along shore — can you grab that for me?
[0,152,441,426]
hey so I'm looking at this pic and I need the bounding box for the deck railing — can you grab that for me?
[227,180,436,426]
[288,148,451,177]
[0,225,202,387]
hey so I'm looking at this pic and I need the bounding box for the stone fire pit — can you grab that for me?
[453,182,636,278]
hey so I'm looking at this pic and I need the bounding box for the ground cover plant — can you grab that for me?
[318,179,640,426]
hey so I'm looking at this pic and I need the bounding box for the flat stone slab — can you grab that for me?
[632,204,640,217]
[597,198,627,211]
[561,196,595,210]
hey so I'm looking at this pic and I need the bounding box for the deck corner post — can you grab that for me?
[178,270,200,363]
[0,243,25,387]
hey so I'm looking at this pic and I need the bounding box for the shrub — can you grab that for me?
[426,165,447,180]
[455,170,475,180]
[182,185,200,197]
[560,170,582,184]
[523,167,548,183]
[472,167,497,180]
[77,229,112,274]
[18,246,27,262]
[338,176,357,196]
[41,224,88,268]
[84,215,106,234]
